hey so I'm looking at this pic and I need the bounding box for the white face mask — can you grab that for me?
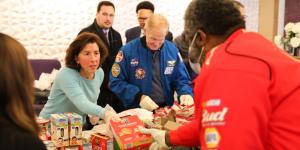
[188,32,205,74]
[189,59,201,74]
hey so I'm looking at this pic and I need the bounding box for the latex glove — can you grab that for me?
[103,104,121,123]
[139,127,169,149]
[88,115,100,125]
[149,142,164,150]
[103,104,121,138]
[179,94,194,106]
[139,95,159,111]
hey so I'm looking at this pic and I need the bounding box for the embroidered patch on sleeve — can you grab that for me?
[135,68,146,79]
[115,51,124,63]
[111,63,121,77]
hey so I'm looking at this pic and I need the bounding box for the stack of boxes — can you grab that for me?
[50,113,82,148]
[65,113,83,146]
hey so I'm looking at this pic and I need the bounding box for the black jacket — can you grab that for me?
[79,19,124,113]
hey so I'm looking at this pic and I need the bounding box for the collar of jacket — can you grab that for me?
[93,19,112,32]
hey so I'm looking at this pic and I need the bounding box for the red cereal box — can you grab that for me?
[110,115,152,150]
[91,133,113,150]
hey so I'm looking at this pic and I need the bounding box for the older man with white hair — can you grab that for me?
[109,14,194,111]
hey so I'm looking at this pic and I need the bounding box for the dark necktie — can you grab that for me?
[104,30,109,44]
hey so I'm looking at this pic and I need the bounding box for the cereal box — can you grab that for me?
[50,114,69,147]
[91,133,113,150]
[65,113,83,146]
[36,117,50,141]
[110,115,152,150]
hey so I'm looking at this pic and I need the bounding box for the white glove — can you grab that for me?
[103,104,121,123]
[103,104,121,138]
[139,95,159,111]
[88,115,99,125]
[180,94,194,106]
[149,142,166,150]
[139,127,169,150]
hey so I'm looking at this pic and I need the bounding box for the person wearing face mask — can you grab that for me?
[174,30,202,80]
[109,14,193,112]
[175,0,246,80]
[139,0,300,150]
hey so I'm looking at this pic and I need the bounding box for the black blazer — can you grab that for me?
[125,26,173,43]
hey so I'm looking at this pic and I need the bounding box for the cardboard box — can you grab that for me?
[50,114,69,147]
[163,121,181,131]
[110,115,153,150]
[175,115,195,125]
[172,102,194,118]
[65,113,83,146]
[153,107,175,126]
[91,133,113,150]
[36,117,50,141]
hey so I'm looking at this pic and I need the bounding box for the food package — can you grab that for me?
[175,115,195,125]
[36,117,50,140]
[91,133,113,150]
[50,114,69,147]
[153,107,175,126]
[172,102,194,117]
[65,113,83,146]
[110,115,153,150]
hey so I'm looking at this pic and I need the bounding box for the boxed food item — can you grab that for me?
[36,117,50,141]
[91,133,113,150]
[153,107,175,126]
[163,120,181,131]
[50,114,69,147]
[110,115,153,150]
[175,115,195,125]
[65,113,83,146]
[172,102,194,118]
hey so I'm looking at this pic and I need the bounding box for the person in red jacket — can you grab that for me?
[140,0,300,149]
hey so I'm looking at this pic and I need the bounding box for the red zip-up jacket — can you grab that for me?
[170,29,300,150]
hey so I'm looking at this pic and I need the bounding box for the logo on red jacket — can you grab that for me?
[204,127,221,149]
[202,107,228,127]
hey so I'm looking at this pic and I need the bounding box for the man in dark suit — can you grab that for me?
[79,1,124,113]
[125,1,173,43]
